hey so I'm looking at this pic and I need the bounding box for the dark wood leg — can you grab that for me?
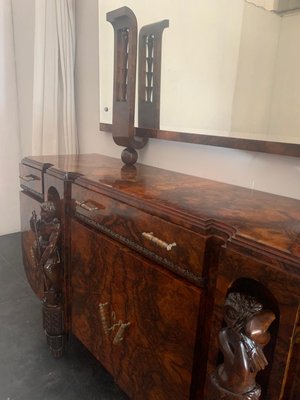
[43,297,64,358]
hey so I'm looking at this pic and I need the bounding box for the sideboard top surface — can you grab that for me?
[22,154,300,262]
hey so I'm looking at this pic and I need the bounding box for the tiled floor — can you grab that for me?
[0,232,127,400]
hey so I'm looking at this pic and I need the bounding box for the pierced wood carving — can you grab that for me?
[211,292,275,399]
[106,6,136,143]
[30,201,64,358]
[106,10,169,164]
[116,27,129,102]
[138,20,169,129]
[107,7,147,155]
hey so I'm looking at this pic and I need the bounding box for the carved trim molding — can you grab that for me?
[74,211,206,287]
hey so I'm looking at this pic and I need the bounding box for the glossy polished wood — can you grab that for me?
[204,247,300,400]
[71,219,203,399]
[72,184,208,286]
[20,153,300,399]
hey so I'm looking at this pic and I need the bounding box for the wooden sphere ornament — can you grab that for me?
[121,147,138,165]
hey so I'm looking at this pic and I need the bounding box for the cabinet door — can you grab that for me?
[20,191,43,299]
[71,219,202,400]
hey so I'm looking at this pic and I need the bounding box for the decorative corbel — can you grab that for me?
[107,7,148,165]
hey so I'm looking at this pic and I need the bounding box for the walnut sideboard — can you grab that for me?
[19,153,300,400]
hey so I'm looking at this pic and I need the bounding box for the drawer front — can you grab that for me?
[72,184,207,286]
[71,219,202,400]
[19,164,43,198]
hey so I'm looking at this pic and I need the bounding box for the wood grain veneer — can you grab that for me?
[19,153,300,399]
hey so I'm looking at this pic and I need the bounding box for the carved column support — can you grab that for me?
[30,201,64,358]
[43,302,64,358]
[210,292,275,400]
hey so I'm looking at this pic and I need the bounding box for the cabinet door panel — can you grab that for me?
[71,219,202,400]
[20,191,43,299]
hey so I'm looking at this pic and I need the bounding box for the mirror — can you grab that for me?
[99,0,300,150]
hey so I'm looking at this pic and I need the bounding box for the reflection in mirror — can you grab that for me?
[99,0,300,145]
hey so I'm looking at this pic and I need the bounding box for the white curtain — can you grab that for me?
[0,0,21,235]
[32,0,78,155]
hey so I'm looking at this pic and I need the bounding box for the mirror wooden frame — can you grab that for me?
[100,123,300,157]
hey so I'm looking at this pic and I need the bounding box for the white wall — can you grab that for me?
[0,0,34,236]
[12,0,35,157]
[75,0,121,160]
[269,13,300,143]
[99,0,244,135]
[231,3,280,139]
[75,0,300,200]
[0,1,20,236]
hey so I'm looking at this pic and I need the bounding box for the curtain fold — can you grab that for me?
[0,0,21,234]
[32,0,78,155]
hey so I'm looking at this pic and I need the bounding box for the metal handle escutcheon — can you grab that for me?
[142,232,176,251]
[99,302,131,345]
[20,174,37,182]
[75,200,99,212]
[99,302,111,335]
[113,322,131,345]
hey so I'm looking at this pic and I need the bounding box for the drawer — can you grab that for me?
[19,164,43,198]
[72,184,207,286]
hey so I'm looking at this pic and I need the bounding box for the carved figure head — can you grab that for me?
[40,201,56,222]
[224,292,263,333]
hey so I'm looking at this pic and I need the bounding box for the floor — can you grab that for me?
[0,232,128,400]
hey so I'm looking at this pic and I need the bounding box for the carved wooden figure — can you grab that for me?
[30,201,64,358]
[211,292,275,399]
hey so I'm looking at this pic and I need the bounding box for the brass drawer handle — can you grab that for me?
[142,232,177,251]
[113,322,131,345]
[99,302,131,345]
[75,200,99,212]
[99,302,111,335]
[20,174,38,182]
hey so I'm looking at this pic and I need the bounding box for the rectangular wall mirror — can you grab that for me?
[99,0,300,155]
